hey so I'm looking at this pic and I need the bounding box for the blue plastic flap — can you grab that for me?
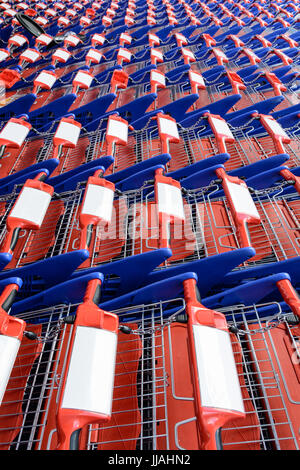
[181,164,224,189]
[168,154,230,180]
[28,94,77,132]
[203,273,291,309]
[99,272,198,311]
[223,257,300,291]
[144,248,256,297]
[0,159,59,195]
[0,94,36,123]
[161,94,200,121]
[11,272,104,315]
[72,248,172,296]
[181,94,242,122]
[0,251,90,291]
[229,154,290,180]
[116,165,164,191]
[226,96,284,120]
[114,93,157,123]
[0,276,23,291]
[48,156,114,191]
[106,154,171,183]
[72,93,117,125]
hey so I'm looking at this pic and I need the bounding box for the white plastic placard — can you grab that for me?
[193,324,244,413]
[4,8,16,16]
[86,49,102,62]
[158,117,179,139]
[53,49,70,62]
[21,49,40,62]
[36,16,48,25]
[227,181,260,218]
[92,33,105,45]
[61,327,117,415]
[107,119,128,143]
[151,49,163,60]
[157,182,185,219]
[0,121,30,147]
[0,50,9,62]
[210,116,234,139]
[214,48,227,60]
[65,34,80,46]
[263,117,289,139]
[151,70,166,86]
[81,184,114,222]
[189,71,205,87]
[9,34,27,46]
[182,48,195,60]
[10,187,52,226]
[118,48,131,61]
[103,15,112,23]
[35,71,56,88]
[0,335,20,405]
[73,71,93,88]
[149,33,160,44]
[120,33,132,44]
[36,33,52,45]
[45,8,56,15]
[55,121,81,146]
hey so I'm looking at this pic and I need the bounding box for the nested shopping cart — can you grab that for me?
[2,270,300,450]
[170,111,300,173]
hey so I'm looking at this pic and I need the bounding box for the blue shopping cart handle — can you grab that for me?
[203,273,292,309]
[11,272,104,315]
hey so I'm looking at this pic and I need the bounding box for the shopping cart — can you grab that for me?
[3,269,300,450]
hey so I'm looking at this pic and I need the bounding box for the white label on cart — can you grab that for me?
[66,9,76,16]
[9,34,27,46]
[86,49,102,62]
[263,117,289,139]
[81,16,91,24]
[10,187,52,226]
[0,50,9,61]
[107,7,115,15]
[175,33,186,42]
[0,121,30,147]
[151,70,165,86]
[0,3,10,9]
[126,7,134,15]
[45,8,56,15]
[149,33,160,44]
[151,49,163,60]
[5,8,16,16]
[35,71,56,88]
[120,33,132,44]
[227,181,260,218]
[214,48,227,60]
[182,48,195,60]
[125,15,134,23]
[62,327,117,415]
[17,3,28,9]
[65,35,80,46]
[82,184,114,222]
[193,324,244,413]
[21,49,40,62]
[118,49,131,61]
[189,71,205,87]
[73,71,93,88]
[103,15,112,23]
[36,2,47,9]
[58,17,70,25]
[36,16,48,25]
[55,121,81,146]
[158,117,179,139]
[157,182,185,219]
[36,34,52,45]
[107,119,128,143]
[53,49,70,61]
[92,34,105,45]
[0,336,20,405]
[210,116,234,139]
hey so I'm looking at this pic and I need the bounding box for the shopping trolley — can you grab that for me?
[4,269,300,450]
